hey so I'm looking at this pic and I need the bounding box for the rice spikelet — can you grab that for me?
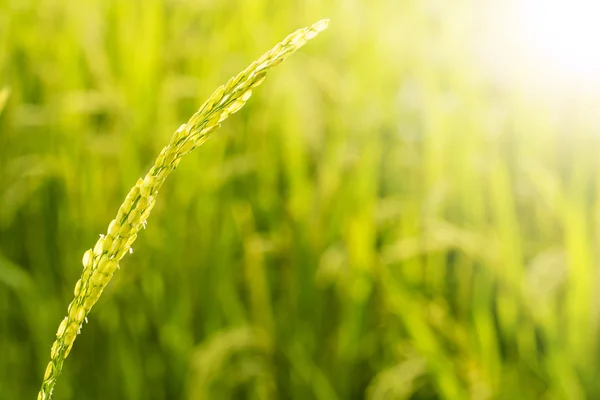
[37,18,329,400]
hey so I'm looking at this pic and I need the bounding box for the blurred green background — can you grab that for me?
[2,0,600,399]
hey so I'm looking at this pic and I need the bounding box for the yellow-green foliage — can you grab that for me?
[0,88,9,114]
[37,19,329,400]
[3,1,600,399]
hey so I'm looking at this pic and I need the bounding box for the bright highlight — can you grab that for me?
[516,0,600,85]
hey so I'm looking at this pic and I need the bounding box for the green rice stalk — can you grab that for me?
[37,18,329,400]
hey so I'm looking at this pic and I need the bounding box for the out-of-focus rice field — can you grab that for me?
[2,0,600,398]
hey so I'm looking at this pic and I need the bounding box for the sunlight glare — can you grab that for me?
[516,0,600,85]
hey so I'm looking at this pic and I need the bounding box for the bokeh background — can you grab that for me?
[3,0,600,399]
